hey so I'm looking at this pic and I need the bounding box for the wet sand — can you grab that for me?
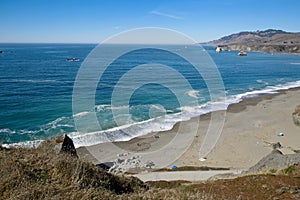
[77,88,300,170]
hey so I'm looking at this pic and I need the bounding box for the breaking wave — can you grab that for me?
[4,80,300,148]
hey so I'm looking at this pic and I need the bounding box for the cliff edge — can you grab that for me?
[205,29,300,54]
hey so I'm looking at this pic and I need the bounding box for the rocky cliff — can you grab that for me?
[205,29,300,54]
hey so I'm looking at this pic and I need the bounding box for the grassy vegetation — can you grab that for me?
[266,168,277,175]
[280,163,300,177]
[0,142,146,199]
[1,141,300,200]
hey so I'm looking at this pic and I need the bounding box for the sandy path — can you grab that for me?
[133,169,243,182]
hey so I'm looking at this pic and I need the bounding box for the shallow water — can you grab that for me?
[1,43,300,147]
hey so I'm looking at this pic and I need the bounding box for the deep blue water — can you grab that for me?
[1,43,300,147]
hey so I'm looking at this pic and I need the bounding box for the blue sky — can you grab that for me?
[0,0,299,43]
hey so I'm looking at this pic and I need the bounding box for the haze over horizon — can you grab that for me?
[0,0,299,43]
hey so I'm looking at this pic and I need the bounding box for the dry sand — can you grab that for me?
[77,88,300,171]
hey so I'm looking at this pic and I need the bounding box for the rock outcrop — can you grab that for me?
[108,154,155,174]
[272,142,282,150]
[292,105,300,125]
[245,150,300,174]
[96,162,114,171]
[60,135,78,157]
[216,44,300,54]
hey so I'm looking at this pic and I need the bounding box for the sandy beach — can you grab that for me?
[77,88,300,171]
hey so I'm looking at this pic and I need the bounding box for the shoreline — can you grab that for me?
[71,80,300,149]
[209,44,300,55]
[77,87,300,171]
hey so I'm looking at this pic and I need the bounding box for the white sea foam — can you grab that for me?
[290,62,300,65]
[95,104,111,112]
[95,104,129,112]
[256,80,269,85]
[56,124,74,128]
[0,128,16,134]
[14,79,59,83]
[44,50,68,54]
[4,80,300,149]
[73,111,90,117]
[70,80,300,148]
[47,117,67,125]
[69,115,181,148]
[150,104,163,110]
[111,105,130,111]
[186,90,201,98]
[2,140,44,149]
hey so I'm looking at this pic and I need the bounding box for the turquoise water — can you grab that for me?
[1,43,300,147]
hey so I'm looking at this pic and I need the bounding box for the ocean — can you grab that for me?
[1,43,300,147]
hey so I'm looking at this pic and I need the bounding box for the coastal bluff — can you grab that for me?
[204,29,300,54]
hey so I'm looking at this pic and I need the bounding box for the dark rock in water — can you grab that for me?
[96,162,114,171]
[60,135,78,157]
[66,57,80,62]
[292,105,300,125]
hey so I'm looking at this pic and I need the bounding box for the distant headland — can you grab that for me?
[204,29,300,54]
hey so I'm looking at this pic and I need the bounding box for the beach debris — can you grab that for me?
[292,105,300,125]
[145,160,155,169]
[117,158,125,164]
[199,157,207,162]
[109,155,155,174]
[60,134,78,157]
[272,142,282,150]
[117,152,130,157]
[277,133,284,137]
[171,165,178,169]
[96,162,114,171]
[154,135,160,139]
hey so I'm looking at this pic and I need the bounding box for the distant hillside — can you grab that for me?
[205,29,300,54]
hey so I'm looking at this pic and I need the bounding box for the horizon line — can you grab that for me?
[0,42,210,45]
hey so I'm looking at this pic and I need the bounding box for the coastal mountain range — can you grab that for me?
[205,29,300,54]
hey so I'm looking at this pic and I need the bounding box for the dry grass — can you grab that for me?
[0,142,146,200]
[147,174,300,200]
[279,163,300,177]
[1,142,300,200]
